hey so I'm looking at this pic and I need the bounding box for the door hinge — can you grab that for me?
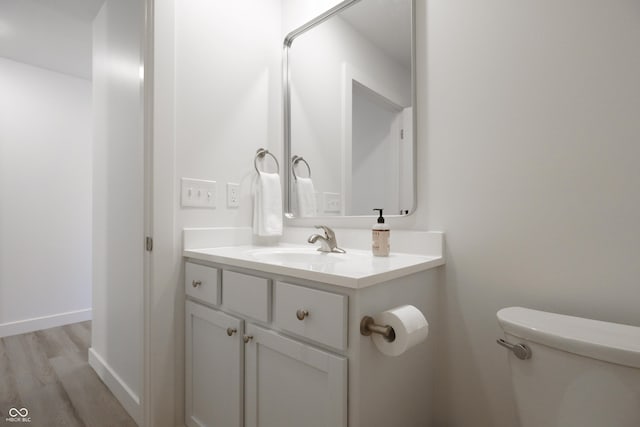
[146,236,153,252]
[400,129,404,140]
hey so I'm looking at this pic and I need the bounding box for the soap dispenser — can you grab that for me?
[372,208,390,257]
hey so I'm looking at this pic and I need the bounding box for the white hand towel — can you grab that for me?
[295,177,317,218]
[253,171,283,237]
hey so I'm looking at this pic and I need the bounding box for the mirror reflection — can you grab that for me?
[285,0,415,218]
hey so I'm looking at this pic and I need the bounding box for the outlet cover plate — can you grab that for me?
[227,183,240,208]
[323,192,341,213]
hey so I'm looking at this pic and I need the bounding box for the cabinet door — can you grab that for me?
[244,324,347,427]
[185,301,243,427]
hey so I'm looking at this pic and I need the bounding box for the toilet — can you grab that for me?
[497,307,640,427]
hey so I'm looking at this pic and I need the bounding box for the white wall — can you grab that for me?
[0,57,92,337]
[421,0,640,425]
[170,0,282,424]
[174,0,282,232]
[91,0,144,423]
[0,0,101,79]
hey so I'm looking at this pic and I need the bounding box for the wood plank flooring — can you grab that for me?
[0,322,137,427]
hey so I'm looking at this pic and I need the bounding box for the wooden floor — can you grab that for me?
[0,322,137,427]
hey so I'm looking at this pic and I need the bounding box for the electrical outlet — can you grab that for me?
[323,192,341,213]
[227,183,240,208]
[181,178,216,208]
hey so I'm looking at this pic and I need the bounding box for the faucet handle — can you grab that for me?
[309,225,346,253]
[314,225,335,240]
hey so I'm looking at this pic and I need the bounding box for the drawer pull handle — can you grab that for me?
[243,335,253,344]
[296,309,310,321]
[226,327,237,337]
[192,280,202,288]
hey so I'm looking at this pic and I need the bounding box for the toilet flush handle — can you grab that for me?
[497,338,532,360]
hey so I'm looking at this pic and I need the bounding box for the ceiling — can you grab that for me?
[0,0,105,79]
[0,0,412,80]
[340,0,412,70]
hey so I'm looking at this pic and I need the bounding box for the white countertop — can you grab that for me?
[183,243,444,289]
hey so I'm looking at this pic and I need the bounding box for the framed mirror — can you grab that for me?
[284,0,416,218]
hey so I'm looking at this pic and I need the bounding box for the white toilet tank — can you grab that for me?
[497,307,640,427]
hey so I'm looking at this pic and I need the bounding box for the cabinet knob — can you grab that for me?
[243,335,253,344]
[192,280,202,288]
[296,309,310,321]
[226,327,237,337]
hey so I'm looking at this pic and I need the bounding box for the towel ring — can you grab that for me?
[254,148,280,174]
[291,155,311,181]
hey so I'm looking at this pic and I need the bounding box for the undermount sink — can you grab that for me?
[248,247,349,265]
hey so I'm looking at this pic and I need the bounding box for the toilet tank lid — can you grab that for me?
[497,307,640,369]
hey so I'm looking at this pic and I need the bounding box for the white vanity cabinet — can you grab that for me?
[185,300,243,427]
[185,263,348,427]
[184,250,440,427]
[244,324,347,427]
[273,281,348,350]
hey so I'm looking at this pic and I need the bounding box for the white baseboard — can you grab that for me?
[89,348,142,425]
[0,308,92,338]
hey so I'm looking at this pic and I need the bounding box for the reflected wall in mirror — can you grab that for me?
[284,0,415,218]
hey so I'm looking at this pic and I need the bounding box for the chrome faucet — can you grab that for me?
[307,225,346,253]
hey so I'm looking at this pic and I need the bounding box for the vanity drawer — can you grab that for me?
[185,262,220,306]
[274,282,348,350]
[222,270,271,322]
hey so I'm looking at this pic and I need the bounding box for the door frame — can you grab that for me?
[142,0,182,425]
[142,0,154,425]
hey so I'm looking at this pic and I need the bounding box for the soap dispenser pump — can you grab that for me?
[372,208,390,257]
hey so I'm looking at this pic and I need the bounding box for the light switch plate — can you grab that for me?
[227,183,240,208]
[181,178,216,208]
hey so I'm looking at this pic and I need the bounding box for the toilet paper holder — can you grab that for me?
[360,316,396,342]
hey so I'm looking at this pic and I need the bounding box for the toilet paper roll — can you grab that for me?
[372,305,429,357]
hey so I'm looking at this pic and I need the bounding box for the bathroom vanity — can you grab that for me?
[182,0,425,422]
[182,228,443,427]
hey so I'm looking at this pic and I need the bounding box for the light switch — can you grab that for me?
[181,178,217,208]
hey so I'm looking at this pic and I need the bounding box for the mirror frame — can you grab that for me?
[283,0,417,219]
